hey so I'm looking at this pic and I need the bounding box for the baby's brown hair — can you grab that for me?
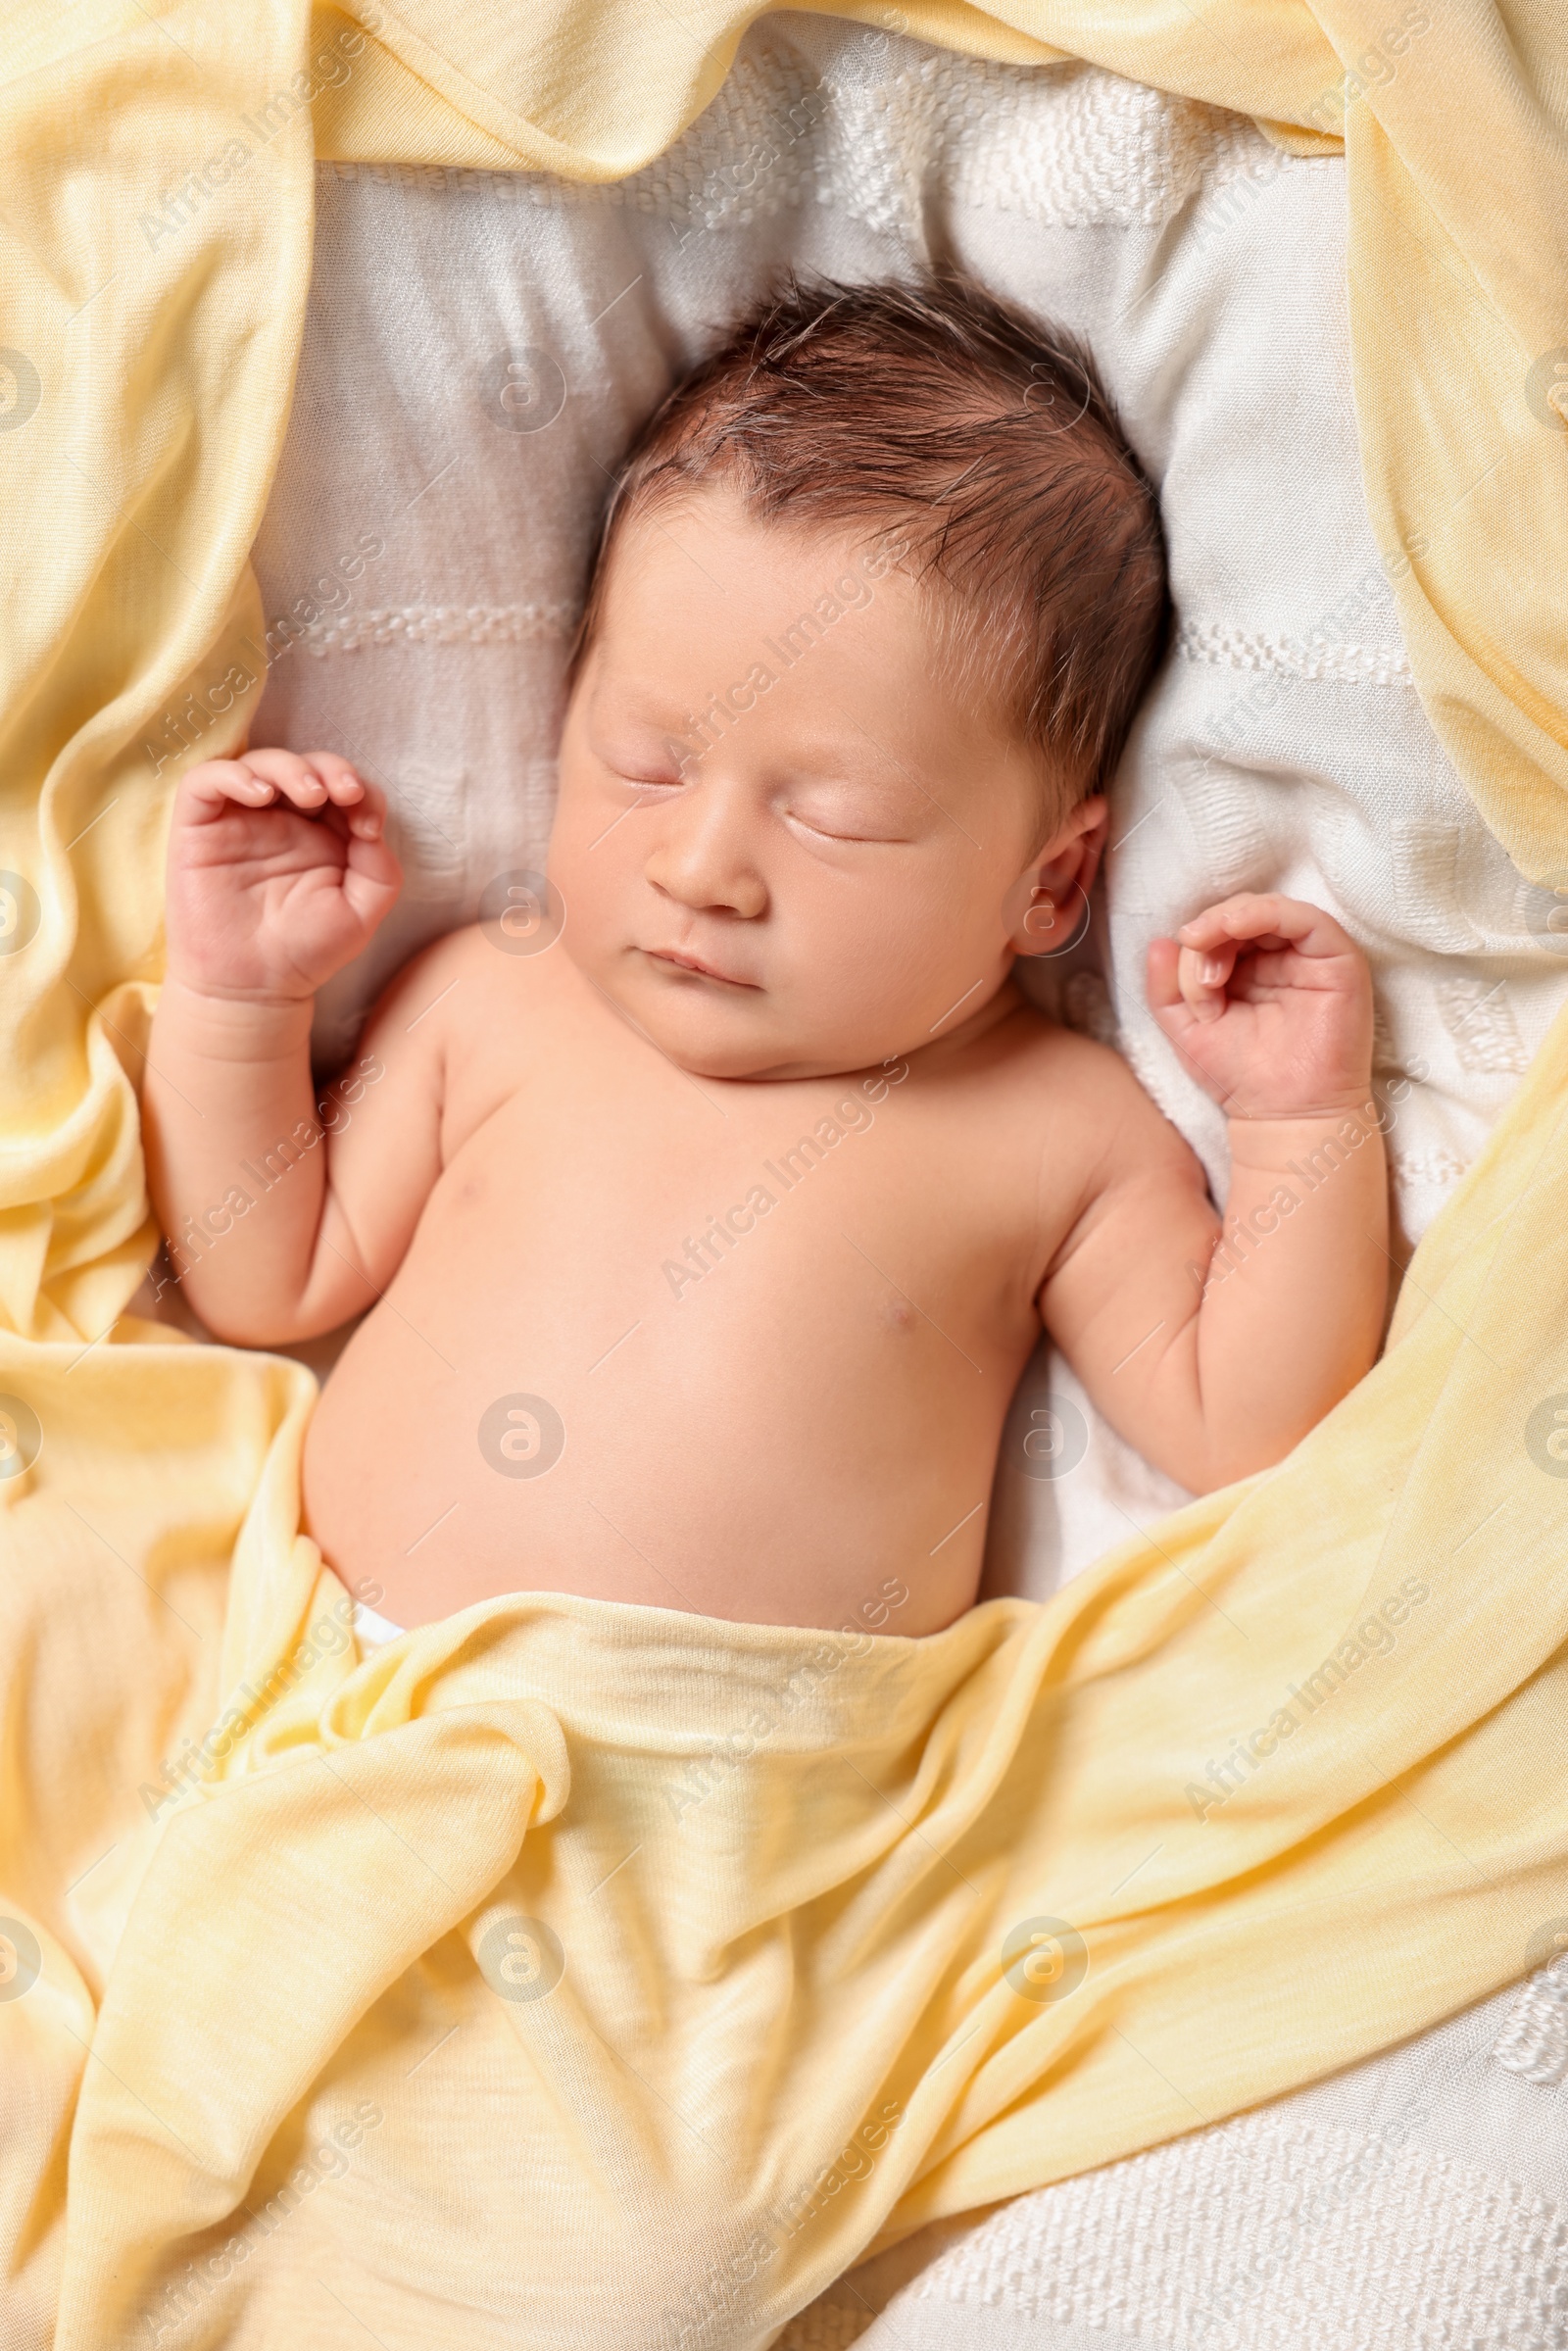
[571,272,1169,822]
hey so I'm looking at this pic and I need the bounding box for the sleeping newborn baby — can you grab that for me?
[144,276,1389,1641]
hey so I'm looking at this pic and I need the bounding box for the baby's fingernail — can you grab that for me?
[1201,957,1226,983]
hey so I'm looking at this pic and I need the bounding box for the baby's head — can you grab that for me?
[551,274,1167,1079]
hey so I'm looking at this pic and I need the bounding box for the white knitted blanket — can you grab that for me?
[232,15,1568,2336]
[783,1967,1568,2348]
[247,9,1568,1593]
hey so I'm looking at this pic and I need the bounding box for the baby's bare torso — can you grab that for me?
[303,939,1094,1636]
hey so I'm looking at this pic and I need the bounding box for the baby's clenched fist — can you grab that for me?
[164,748,403,1005]
[1146,893,1375,1122]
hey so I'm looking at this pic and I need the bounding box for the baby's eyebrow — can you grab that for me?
[584,696,703,766]
[781,755,918,796]
[821,699,971,802]
[785,726,953,811]
[586,678,685,730]
[588,671,945,810]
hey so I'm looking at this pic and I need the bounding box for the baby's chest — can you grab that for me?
[413,1061,1048,1341]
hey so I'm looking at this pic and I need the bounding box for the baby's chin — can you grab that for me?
[596,964,888,1085]
[635,1013,876,1086]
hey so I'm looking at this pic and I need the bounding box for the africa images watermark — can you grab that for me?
[664,1576,911,1823]
[142,530,387,780]
[1183,1573,1431,1821]
[245,528,389,673]
[148,1051,385,1302]
[138,1584,384,1821]
[142,659,257,778]
[1185,1075,1424,1303]
[662,2096,906,2348]
[654,530,912,786]
[1300,5,1432,137]
[1184,10,1430,263]
[668,81,826,250]
[140,2097,385,2342]
[137,13,384,253]
[1204,541,1429,761]
[1183,2087,1432,2350]
[661,1056,908,1301]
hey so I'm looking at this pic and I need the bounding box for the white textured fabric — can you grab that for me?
[235,21,1564,2338]
[1494,1966,1568,2091]
[247,10,1568,1602]
[1173,618,1414,686]
[783,1969,1568,2349]
[298,601,577,655]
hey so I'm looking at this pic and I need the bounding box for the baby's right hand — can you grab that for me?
[164,749,403,1004]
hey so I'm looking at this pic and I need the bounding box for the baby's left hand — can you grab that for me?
[1146,893,1375,1120]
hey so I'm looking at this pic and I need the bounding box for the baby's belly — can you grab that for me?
[302,1151,1030,1637]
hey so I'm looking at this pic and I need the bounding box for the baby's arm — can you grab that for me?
[1040,895,1389,1494]
[142,748,438,1347]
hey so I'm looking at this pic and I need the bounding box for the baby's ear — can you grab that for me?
[1004,795,1106,955]
[1059,794,1108,901]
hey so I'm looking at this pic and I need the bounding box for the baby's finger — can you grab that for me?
[342,831,404,923]
[1145,936,1183,1012]
[1149,936,1228,1028]
[1224,944,1311,995]
[299,751,367,807]
[239,747,330,808]
[1177,893,1351,962]
[1177,939,1236,1022]
[178,759,277,812]
[339,774,388,840]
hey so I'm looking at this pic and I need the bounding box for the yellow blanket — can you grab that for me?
[16,1011,1568,2346]
[3,1,1568,2343]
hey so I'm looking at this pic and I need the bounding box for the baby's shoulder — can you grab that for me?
[368,910,567,1025]
[971,997,1190,1171]
[983,995,1139,1102]
[354,915,577,1110]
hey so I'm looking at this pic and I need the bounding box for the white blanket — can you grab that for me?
[203,15,1568,2335]
[784,1969,1568,2348]
[241,12,1568,1598]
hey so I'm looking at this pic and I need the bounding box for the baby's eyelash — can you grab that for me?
[785,807,903,846]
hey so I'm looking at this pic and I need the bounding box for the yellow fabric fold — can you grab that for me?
[3,0,1568,2340]
[9,986,1568,2343]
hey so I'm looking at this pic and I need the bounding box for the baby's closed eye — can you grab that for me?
[780,782,913,845]
[605,760,687,792]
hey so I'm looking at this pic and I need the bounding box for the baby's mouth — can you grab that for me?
[642,945,760,989]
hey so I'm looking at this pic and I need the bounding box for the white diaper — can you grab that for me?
[351,1599,406,1651]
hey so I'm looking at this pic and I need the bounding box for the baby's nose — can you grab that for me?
[644,783,767,919]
